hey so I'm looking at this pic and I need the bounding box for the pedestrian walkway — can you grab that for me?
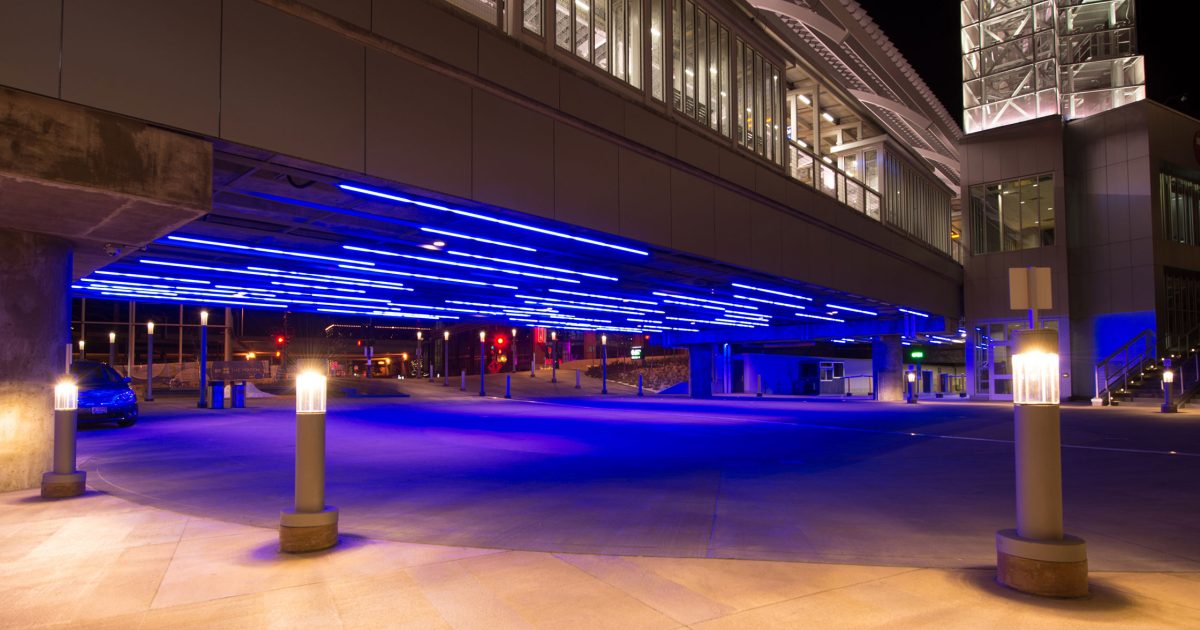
[1,489,1196,629]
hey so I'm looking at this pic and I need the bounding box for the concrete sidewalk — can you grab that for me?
[2,488,1197,629]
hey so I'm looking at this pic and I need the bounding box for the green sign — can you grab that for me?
[906,347,927,362]
[631,346,643,360]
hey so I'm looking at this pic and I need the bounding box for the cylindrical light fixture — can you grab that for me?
[996,327,1087,597]
[600,334,608,395]
[42,380,86,498]
[145,321,155,401]
[198,310,210,409]
[281,370,337,553]
[443,330,450,387]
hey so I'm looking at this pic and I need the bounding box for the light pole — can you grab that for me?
[1162,361,1176,413]
[550,331,558,384]
[145,321,155,402]
[416,331,423,379]
[280,372,338,553]
[108,331,116,367]
[996,327,1087,597]
[906,366,916,404]
[198,310,209,408]
[601,334,608,395]
[479,330,487,397]
[41,380,86,498]
[443,330,450,387]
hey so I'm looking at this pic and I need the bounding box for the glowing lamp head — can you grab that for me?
[247,352,256,360]
[146,321,155,335]
[601,334,607,345]
[511,328,517,337]
[443,330,450,341]
[109,331,116,344]
[1163,370,1175,384]
[400,353,407,361]
[78,339,85,351]
[417,331,423,341]
[551,331,557,341]
[480,330,486,342]
[54,380,78,411]
[1012,329,1060,405]
[906,371,916,383]
[295,372,327,414]
[200,310,209,325]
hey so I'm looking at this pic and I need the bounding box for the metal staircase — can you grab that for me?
[1093,324,1200,409]
[1091,329,1156,405]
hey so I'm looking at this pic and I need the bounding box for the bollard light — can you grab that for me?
[1013,349,1059,405]
[147,320,154,335]
[906,371,916,383]
[109,331,116,344]
[996,327,1086,597]
[444,330,450,341]
[417,331,423,341]
[1163,370,1175,384]
[480,330,486,342]
[600,334,608,395]
[43,379,85,498]
[281,370,337,553]
[479,331,486,396]
[443,330,450,387]
[54,380,78,411]
[296,372,327,414]
[200,309,209,326]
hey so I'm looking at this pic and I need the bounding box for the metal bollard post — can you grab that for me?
[41,381,86,498]
[756,374,763,398]
[637,373,644,397]
[1162,360,1176,413]
[505,374,511,399]
[460,369,466,392]
[575,369,581,389]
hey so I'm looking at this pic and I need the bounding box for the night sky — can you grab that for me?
[856,0,1200,125]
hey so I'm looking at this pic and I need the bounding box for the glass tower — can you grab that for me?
[961,0,1145,133]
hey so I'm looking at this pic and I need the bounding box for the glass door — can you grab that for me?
[989,338,1013,400]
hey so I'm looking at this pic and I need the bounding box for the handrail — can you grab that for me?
[787,140,881,221]
[1093,329,1156,402]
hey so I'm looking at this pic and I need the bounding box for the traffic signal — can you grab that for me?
[276,335,285,345]
[495,336,505,346]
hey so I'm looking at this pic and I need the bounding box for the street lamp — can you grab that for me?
[906,367,917,404]
[550,331,558,384]
[996,327,1087,597]
[1162,363,1176,413]
[145,321,155,402]
[443,330,450,387]
[280,371,338,553]
[198,310,209,408]
[108,331,116,367]
[601,334,608,395]
[479,330,487,396]
[41,380,86,498]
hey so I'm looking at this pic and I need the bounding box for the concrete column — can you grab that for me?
[872,335,904,402]
[0,230,71,492]
[688,346,714,399]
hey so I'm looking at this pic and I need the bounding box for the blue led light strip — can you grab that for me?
[338,264,517,289]
[166,236,375,266]
[343,246,579,284]
[733,294,808,310]
[651,292,757,310]
[338,184,650,256]
[546,288,658,306]
[793,312,845,323]
[825,303,877,317]
[731,283,814,302]
[447,251,617,282]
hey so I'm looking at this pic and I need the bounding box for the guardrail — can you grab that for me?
[787,141,881,221]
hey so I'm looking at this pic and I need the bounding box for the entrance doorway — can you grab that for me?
[973,320,1062,400]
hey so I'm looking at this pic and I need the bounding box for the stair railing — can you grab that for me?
[1093,329,1156,403]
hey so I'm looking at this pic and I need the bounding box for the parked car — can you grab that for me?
[69,360,138,427]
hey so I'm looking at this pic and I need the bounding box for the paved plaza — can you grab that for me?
[2,379,1198,628]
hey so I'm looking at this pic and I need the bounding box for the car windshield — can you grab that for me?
[70,363,123,386]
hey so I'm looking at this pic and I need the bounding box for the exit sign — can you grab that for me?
[906,347,927,362]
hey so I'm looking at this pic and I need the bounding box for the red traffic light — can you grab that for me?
[276,335,285,345]
[495,336,506,346]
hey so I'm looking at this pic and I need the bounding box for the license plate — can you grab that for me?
[90,406,107,414]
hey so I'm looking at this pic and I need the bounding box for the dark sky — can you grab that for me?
[855,0,1200,125]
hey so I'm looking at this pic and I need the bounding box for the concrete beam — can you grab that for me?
[0,87,212,277]
[663,316,948,347]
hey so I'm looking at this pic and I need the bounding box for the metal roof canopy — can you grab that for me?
[71,144,950,343]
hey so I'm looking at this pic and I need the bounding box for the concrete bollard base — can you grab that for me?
[40,471,86,498]
[280,508,339,553]
[996,529,1087,598]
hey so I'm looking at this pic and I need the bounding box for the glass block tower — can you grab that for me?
[961,0,1145,133]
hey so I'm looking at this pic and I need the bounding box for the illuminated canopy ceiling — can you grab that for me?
[71,145,944,342]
